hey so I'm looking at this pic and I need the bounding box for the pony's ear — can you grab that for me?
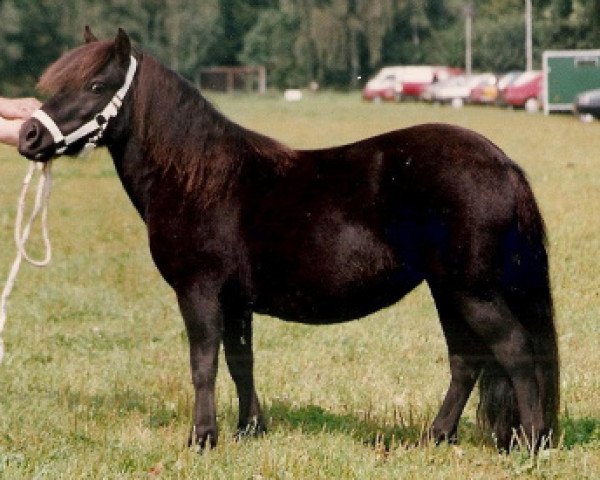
[114,28,131,66]
[84,26,98,44]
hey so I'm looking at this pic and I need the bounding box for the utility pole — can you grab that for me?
[464,3,473,75]
[525,0,533,71]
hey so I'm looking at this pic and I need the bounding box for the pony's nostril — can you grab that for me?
[25,123,40,143]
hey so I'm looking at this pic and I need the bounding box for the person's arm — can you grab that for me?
[0,97,41,120]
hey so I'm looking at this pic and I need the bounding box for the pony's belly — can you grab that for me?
[252,267,423,324]
[249,219,424,323]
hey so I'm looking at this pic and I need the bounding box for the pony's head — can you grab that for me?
[19,27,136,161]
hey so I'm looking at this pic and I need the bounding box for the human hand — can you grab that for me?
[0,117,26,147]
[0,97,42,120]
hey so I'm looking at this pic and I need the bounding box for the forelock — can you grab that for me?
[37,40,114,95]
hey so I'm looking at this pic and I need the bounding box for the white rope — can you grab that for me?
[0,161,53,362]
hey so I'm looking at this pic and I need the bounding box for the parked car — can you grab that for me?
[469,78,499,104]
[495,71,522,105]
[470,71,520,105]
[362,66,404,102]
[422,73,496,107]
[500,70,543,112]
[574,88,600,120]
[399,66,462,99]
[362,65,461,102]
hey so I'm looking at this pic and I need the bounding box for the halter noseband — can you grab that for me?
[31,55,138,157]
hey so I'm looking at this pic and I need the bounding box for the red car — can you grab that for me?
[501,71,543,112]
[400,66,463,99]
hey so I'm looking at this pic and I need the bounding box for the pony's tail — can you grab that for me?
[477,165,559,450]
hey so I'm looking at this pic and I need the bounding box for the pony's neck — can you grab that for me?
[108,55,238,218]
[109,54,296,220]
[135,55,238,182]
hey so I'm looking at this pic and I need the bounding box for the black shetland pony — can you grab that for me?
[19,29,559,451]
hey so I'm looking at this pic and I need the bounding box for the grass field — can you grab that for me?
[0,93,598,478]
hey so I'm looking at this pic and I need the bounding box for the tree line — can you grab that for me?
[1,0,599,95]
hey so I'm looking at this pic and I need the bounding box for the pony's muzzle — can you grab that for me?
[18,118,56,162]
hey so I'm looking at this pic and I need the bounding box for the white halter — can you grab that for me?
[31,55,138,157]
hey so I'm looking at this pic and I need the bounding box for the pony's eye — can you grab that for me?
[90,82,105,93]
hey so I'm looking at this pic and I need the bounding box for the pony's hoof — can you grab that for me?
[419,427,458,447]
[188,428,218,452]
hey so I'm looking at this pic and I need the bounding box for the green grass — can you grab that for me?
[0,93,598,478]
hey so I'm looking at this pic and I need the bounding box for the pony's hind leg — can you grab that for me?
[457,290,546,450]
[424,286,485,444]
[221,288,265,439]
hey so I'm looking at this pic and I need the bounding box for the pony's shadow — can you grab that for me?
[265,402,600,450]
[265,400,426,449]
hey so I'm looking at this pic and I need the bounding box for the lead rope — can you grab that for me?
[0,161,53,362]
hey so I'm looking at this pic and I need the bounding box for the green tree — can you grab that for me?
[2,0,600,94]
[239,9,308,88]
[209,0,277,66]
[0,0,78,95]
[587,0,600,45]
[472,15,526,72]
[381,2,430,65]
[74,0,221,83]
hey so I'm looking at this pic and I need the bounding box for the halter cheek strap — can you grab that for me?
[31,55,138,156]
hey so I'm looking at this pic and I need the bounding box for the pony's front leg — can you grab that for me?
[176,282,222,449]
[222,299,265,439]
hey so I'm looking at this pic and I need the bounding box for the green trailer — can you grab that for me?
[543,49,600,115]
